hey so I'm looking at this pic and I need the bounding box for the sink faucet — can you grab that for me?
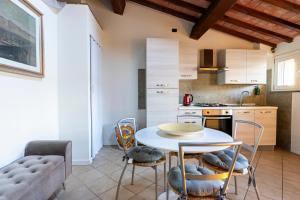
[239,91,250,106]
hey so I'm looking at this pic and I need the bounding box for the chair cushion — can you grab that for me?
[168,164,224,197]
[127,146,164,163]
[202,149,249,174]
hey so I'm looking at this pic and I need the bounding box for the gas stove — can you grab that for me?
[193,103,228,107]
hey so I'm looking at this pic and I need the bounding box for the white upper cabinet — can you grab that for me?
[147,38,179,66]
[218,49,247,84]
[246,50,267,84]
[179,43,198,80]
[218,49,267,85]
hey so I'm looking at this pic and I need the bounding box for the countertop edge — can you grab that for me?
[178,106,278,110]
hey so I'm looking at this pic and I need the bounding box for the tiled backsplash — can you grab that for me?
[179,73,267,105]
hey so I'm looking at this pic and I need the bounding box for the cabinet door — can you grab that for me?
[225,49,247,84]
[147,66,179,89]
[147,38,179,66]
[147,111,178,127]
[179,44,198,80]
[147,89,179,112]
[246,50,267,84]
[255,109,276,145]
[233,110,255,145]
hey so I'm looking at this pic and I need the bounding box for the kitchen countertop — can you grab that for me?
[178,105,278,110]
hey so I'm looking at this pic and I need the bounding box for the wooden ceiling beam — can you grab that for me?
[222,16,293,42]
[233,4,300,32]
[111,0,126,15]
[165,0,207,13]
[190,0,238,40]
[130,0,198,22]
[212,24,277,47]
[261,0,300,14]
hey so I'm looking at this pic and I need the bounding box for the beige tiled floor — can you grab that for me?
[56,146,300,200]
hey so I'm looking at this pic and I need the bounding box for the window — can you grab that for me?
[274,52,300,91]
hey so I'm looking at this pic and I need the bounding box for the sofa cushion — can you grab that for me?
[128,146,165,163]
[202,149,249,174]
[0,155,64,200]
[168,164,224,197]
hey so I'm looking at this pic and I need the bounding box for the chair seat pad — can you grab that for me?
[202,149,249,173]
[168,164,224,197]
[127,146,164,163]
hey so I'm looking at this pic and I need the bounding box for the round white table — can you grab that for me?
[135,126,233,153]
[135,126,234,200]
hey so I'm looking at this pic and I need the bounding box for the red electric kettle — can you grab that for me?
[183,94,193,106]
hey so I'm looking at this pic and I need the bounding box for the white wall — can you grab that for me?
[58,5,103,164]
[86,0,271,145]
[0,0,59,168]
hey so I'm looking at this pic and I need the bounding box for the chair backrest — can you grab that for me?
[116,118,136,154]
[178,141,243,198]
[177,115,206,126]
[232,120,264,166]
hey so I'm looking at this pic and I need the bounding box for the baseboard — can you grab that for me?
[72,159,92,165]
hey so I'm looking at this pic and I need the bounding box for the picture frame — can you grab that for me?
[0,0,44,78]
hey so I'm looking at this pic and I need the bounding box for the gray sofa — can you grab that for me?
[0,140,72,200]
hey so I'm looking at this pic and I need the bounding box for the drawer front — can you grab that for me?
[177,117,203,125]
[178,110,202,116]
[147,89,179,111]
[147,111,177,127]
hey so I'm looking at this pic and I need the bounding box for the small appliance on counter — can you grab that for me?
[183,94,193,106]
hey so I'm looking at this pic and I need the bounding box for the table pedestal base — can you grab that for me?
[158,191,178,200]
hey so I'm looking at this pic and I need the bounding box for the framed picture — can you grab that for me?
[0,0,44,77]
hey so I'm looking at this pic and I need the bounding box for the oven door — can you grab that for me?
[204,116,232,136]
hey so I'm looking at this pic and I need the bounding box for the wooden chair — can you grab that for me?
[201,120,264,200]
[115,118,166,200]
[168,141,243,200]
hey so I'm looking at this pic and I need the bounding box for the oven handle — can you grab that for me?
[204,116,232,120]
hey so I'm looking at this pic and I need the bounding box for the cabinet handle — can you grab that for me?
[156,84,168,87]
[230,80,238,82]
[191,121,196,123]
[184,112,191,115]
[243,111,250,114]
[251,80,258,82]
[156,91,164,94]
[264,111,272,114]
[182,75,192,77]
[192,112,196,114]
[184,122,190,123]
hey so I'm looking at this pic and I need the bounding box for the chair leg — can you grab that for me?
[155,166,158,200]
[234,176,238,195]
[167,154,172,200]
[252,174,261,200]
[164,162,167,192]
[115,160,129,200]
[131,164,135,185]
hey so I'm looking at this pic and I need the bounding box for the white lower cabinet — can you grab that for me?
[177,110,203,125]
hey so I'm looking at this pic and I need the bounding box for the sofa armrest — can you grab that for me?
[24,140,72,178]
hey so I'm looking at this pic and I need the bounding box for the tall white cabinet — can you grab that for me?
[58,5,103,164]
[146,38,179,127]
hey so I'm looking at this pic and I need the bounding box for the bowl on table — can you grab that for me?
[158,123,204,136]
